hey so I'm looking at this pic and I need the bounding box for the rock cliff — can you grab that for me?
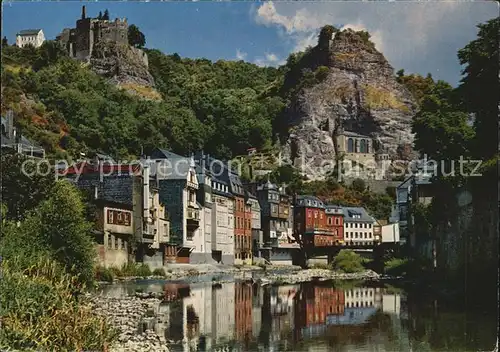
[90,42,156,89]
[281,27,418,180]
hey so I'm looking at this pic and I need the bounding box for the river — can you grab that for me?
[97,275,497,352]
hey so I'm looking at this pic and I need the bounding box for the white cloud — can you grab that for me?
[236,49,247,60]
[254,52,286,67]
[253,1,497,85]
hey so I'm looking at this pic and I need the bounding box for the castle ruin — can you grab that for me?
[57,6,129,62]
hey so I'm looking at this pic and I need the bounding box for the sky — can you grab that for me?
[2,1,498,86]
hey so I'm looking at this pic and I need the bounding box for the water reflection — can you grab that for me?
[100,280,496,352]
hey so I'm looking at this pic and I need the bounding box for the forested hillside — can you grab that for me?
[1,42,285,161]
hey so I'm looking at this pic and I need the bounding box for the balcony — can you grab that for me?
[186,208,200,229]
[141,224,155,244]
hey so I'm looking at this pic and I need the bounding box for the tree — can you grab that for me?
[102,9,110,20]
[0,151,55,221]
[16,181,96,285]
[412,81,474,162]
[457,17,499,161]
[128,24,146,48]
[98,11,103,19]
[2,36,8,47]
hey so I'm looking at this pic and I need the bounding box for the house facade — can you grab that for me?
[1,110,45,158]
[246,191,263,259]
[324,205,345,245]
[252,182,298,265]
[64,160,169,268]
[150,149,202,264]
[93,200,134,268]
[343,207,377,246]
[16,29,45,48]
[293,195,330,247]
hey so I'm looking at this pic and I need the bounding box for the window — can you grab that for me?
[369,224,372,228]
[108,234,113,249]
[364,233,367,239]
[307,210,312,218]
[314,211,318,219]
[320,213,323,219]
[355,232,358,238]
[108,211,114,224]
[115,238,120,249]
[335,218,339,225]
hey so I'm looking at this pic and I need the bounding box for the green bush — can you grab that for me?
[120,262,138,277]
[152,268,166,277]
[95,266,115,283]
[331,250,365,273]
[136,263,152,277]
[384,257,409,276]
[0,257,117,351]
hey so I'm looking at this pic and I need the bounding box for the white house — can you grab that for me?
[381,223,400,243]
[16,29,45,48]
[342,207,377,245]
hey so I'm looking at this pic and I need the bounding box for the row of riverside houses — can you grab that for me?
[62,148,398,269]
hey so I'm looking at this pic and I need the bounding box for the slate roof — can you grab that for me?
[342,206,376,223]
[257,180,279,192]
[17,29,42,36]
[295,195,325,208]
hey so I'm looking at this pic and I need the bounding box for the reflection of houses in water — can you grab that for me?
[234,282,253,342]
[251,283,264,339]
[295,285,345,327]
[164,283,191,302]
[269,285,299,342]
[344,287,382,309]
[382,293,401,317]
[212,282,235,343]
[293,285,345,340]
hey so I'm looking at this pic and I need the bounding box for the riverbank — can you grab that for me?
[90,267,382,351]
[98,264,381,286]
[86,294,167,352]
[98,263,304,284]
[257,268,380,285]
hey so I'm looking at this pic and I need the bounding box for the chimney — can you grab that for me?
[81,5,86,20]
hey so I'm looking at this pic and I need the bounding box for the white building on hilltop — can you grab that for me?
[16,29,45,48]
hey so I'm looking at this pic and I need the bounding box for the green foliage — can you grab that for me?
[385,186,396,199]
[413,81,474,162]
[384,257,409,276]
[128,24,146,49]
[152,268,166,277]
[331,250,365,273]
[396,71,435,105]
[457,17,499,161]
[351,178,366,193]
[0,257,117,350]
[314,66,330,82]
[2,181,96,286]
[0,151,55,221]
[136,263,152,277]
[95,266,115,283]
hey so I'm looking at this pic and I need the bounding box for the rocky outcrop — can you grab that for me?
[90,42,155,88]
[87,294,169,352]
[281,28,418,180]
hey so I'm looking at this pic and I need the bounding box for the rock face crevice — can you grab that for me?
[281,28,418,180]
